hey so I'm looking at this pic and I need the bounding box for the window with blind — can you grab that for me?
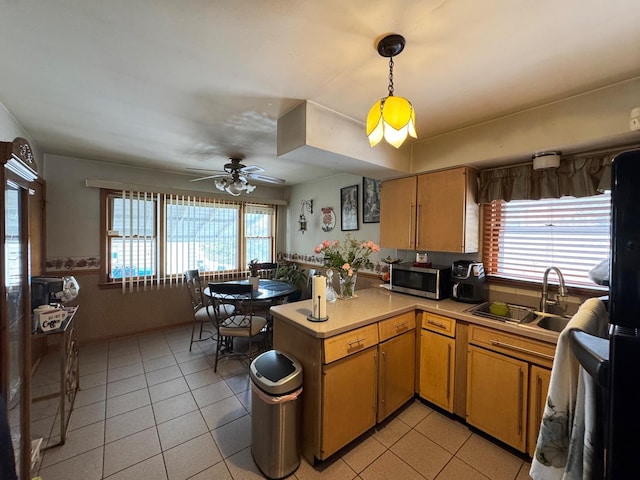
[482,193,611,287]
[105,190,275,285]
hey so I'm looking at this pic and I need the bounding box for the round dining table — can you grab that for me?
[203,278,297,302]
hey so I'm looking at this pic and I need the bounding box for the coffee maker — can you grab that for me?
[451,260,487,303]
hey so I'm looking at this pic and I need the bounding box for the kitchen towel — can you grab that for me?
[530,298,608,480]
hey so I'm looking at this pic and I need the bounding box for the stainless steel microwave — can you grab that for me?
[389,263,452,300]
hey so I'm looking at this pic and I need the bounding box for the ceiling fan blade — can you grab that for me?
[190,173,228,182]
[248,173,286,184]
[186,167,226,173]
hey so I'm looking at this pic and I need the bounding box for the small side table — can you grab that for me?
[32,306,79,448]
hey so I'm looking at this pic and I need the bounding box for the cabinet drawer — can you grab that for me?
[378,312,416,342]
[324,324,379,364]
[421,312,456,337]
[468,325,555,368]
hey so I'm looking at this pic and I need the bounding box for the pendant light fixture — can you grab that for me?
[366,34,417,148]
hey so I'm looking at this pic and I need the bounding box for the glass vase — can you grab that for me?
[339,271,357,299]
[326,270,337,303]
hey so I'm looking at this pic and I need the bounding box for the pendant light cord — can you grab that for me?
[388,57,395,97]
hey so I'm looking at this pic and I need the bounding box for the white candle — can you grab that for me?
[312,275,327,319]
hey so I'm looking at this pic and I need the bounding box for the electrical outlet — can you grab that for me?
[631,107,640,131]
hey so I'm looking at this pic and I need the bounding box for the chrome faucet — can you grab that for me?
[540,266,568,314]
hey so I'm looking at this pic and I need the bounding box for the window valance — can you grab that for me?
[478,151,620,204]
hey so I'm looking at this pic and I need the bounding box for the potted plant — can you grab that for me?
[275,262,308,301]
[248,259,260,290]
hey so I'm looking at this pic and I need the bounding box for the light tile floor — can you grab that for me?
[31,325,534,480]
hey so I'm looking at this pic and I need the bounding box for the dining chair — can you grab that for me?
[184,269,215,351]
[207,282,268,371]
[256,262,278,279]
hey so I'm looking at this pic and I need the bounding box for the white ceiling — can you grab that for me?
[1,1,639,186]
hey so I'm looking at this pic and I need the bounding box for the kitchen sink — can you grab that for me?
[467,301,571,333]
[534,314,570,332]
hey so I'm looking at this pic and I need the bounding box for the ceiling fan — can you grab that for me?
[189,158,285,196]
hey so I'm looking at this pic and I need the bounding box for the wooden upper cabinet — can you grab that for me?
[417,167,479,253]
[379,176,417,249]
[380,167,479,253]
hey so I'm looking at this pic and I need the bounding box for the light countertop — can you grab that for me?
[270,286,559,344]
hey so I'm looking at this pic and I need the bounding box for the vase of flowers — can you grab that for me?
[313,234,380,299]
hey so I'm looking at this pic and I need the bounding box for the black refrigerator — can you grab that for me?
[606,148,640,479]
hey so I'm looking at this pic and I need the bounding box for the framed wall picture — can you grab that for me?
[340,184,359,231]
[362,177,381,223]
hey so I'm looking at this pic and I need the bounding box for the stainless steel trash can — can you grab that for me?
[250,350,303,479]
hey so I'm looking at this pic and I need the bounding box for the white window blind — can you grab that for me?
[482,193,611,287]
[107,190,275,290]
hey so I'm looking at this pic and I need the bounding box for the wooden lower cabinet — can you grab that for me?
[274,312,416,463]
[467,345,528,451]
[466,325,555,453]
[528,365,551,457]
[418,312,456,412]
[322,346,378,458]
[419,328,455,412]
[378,329,415,422]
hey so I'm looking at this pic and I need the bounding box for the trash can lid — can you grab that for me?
[250,350,303,395]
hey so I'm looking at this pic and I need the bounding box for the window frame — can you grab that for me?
[100,189,277,285]
[481,193,611,292]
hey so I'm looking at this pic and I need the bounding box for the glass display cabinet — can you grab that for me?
[1,137,38,479]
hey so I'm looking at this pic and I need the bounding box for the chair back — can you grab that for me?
[208,282,259,329]
[256,262,278,279]
[184,269,207,311]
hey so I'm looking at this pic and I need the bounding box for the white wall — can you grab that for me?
[284,172,384,260]
[411,77,640,173]
[43,154,289,260]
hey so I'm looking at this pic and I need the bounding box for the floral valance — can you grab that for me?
[478,152,616,204]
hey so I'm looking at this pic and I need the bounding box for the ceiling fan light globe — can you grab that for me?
[245,183,256,193]
[225,184,242,196]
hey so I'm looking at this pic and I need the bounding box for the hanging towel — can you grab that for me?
[530,298,608,480]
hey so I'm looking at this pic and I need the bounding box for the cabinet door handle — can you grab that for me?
[347,337,365,347]
[517,368,524,436]
[381,351,387,405]
[394,321,409,330]
[373,352,379,410]
[427,320,446,329]
[415,203,420,247]
[446,344,452,401]
[489,340,554,361]
[409,204,415,248]
[535,374,543,427]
